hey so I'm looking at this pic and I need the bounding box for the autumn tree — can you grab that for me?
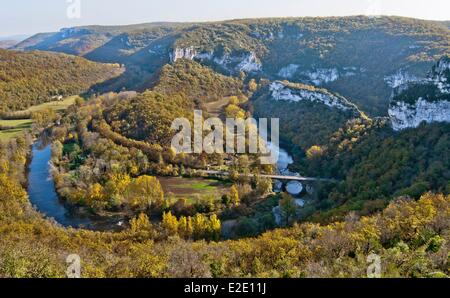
[32,108,57,128]
[86,183,106,209]
[130,213,151,233]
[162,211,179,236]
[128,175,164,211]
[306,145,325,160]
[248,79,258,92]
[225,104,245,119]
[230,185,240,207]
[209,214,221,241]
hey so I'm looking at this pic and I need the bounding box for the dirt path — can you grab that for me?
[204,97,230,117]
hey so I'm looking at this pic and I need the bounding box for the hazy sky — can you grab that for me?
[1,0,450,36]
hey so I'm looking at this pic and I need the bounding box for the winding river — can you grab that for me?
[28,142,123,230]
[28,140,303,229]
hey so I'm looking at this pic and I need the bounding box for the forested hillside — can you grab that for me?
[297,120,450,222]
[1,15,449,279]
[252,80,362,156]
[15,16,450,115]
[152,60,244,103]
[0,135,449,277]
[0,49,123,112]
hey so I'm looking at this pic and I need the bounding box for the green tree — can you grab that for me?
[280,193,297,226]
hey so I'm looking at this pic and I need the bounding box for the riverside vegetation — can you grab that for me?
[0,16,449,278]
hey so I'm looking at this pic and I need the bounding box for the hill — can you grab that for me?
[389,55,450,130]
[15,16,450,115]
[152,59,244,103]
[0,49,124,111]
[252,80,362,160]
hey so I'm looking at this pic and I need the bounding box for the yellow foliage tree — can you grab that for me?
[129,175,164,210]
[306,145,325,160]
[86,183,106,208]
[248,79,258,92]
[209,214,221,241]
[225,104,245,119]
[130,213,151,233]
[230,185,240,207]
[162,211,179,236]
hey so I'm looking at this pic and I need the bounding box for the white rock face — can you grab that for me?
[430,58,450,94]
[170,47,198,62]
[278,64,299,79]
[384,70,420,88]
[214,52,262,73]
[195,51,214,60]
[269,81,354,111]
[170,47,261,73]
[303,68,339,85]
[388,56,450,131]
[389,98,450,131]
[236,52,262,72]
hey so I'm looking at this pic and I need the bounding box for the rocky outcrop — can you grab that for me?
[212,51,262,73]
[60,27,90,38]
[278,64,299,79]
[170,46,261,73]
[389,98,450,131]
[388,56,450,131]
[384,69,420,88]
[303,68,339,85]
[236,52,262,72]
[430,57,450,94]
[169,47,198,62]
[278,66,360,84]
[269,81,359,112]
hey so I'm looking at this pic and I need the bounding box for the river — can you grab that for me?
[266,142,305,198]
[28,142,123,230]
[28,140,304,229]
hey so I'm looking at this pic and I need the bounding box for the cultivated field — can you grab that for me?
[0,96,79,140]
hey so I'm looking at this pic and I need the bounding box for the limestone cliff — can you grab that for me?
[389,56,450,131]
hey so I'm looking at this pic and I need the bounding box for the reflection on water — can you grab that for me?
[265,142,294,174]
[28,142,92,228]
[28,141,123,230]
[266,142,304,197]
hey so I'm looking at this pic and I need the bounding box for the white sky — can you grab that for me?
[1,0,449,36]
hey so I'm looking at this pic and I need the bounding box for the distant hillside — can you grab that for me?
[152,59,244,103]
[252,80,362,161]
[0,34,29,49]
[0,40,17,49]
[15,16,450,115]
[0,49,124,111]
[307,120,450,222]
[389,55,450,131]
[440,21,450,29]
[104,59,245,146]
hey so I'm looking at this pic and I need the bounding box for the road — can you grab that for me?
[200,170,337,182]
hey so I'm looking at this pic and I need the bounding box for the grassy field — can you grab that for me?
[159,177,231,204]
[0,119,33,140]
[22,96,78,113]
[0,96,79,141]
